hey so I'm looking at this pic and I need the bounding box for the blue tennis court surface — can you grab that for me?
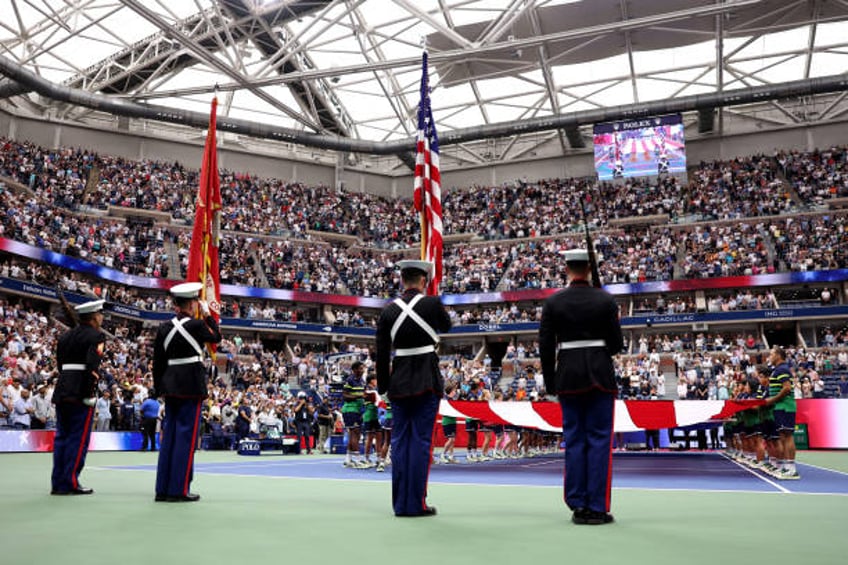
[107,452,848,495]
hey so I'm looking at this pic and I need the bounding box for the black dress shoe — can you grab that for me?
[168,493,201,502]
[51,487,94,496]
[396,506,437,517]
[154,494,168,502]
[571,508,589,525]
[584,510,614,525]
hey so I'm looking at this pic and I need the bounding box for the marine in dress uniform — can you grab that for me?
[153,282,221,502]
[51,299,107,495]
[376,260,451,517]
[539,249,624,525]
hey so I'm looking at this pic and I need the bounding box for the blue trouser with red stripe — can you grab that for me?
[390,393,439,516]
[156,397,202,497]
[51,403,95,492]
[560,390,615,513]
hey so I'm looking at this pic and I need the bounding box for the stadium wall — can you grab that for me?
[3,108,848,195]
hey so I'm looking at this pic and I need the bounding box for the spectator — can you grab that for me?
[11,386,34,429]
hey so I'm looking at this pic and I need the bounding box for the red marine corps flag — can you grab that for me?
[413,51,443,295]
[186,96,222,353]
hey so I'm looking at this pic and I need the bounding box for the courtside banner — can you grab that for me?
[2,276,847,335]
[0,431,142,452]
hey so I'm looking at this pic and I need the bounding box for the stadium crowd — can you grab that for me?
[2,136,848,297]
[777,146,848,206]
[1,136,848,454]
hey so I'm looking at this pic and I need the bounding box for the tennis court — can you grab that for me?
[2,450,846,565]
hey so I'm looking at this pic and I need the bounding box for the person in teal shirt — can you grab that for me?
[765,347,799,479]
[341,361,366,468]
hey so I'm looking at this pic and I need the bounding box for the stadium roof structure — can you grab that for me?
[0,0,847,170]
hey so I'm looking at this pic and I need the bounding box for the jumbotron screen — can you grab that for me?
[593,114,687,180]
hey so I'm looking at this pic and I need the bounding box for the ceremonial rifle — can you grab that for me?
[578,189,603,289]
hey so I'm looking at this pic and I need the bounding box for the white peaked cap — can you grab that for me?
[563,249,590,263]
[75,299,105,314]
[397,259,434,280]
[170,282,203,298]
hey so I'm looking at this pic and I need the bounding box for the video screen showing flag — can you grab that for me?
[593,114,686,181]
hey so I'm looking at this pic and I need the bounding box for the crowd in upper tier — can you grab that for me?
[0,136,847,299]
[777,146,848,206]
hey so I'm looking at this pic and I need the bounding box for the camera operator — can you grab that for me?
[293,392,314,454]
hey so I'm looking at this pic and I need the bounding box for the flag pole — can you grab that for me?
[199,95,217,313]
[420,217,427,261]
[414,41,442,295]
[420,46,428,263]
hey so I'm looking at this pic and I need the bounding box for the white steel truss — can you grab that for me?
[0,0,846,167]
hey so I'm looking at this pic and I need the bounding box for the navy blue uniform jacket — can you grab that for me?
[376,290,452,400]
[152,314,221,399]
[539,281,624,395]
[54,324,106,404]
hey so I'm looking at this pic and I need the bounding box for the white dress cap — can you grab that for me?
[397,259,434,280]
[170,282,203,298]
[563,249,589,263]
[75,299,105,314]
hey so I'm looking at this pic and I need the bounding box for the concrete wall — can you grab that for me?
[0,111,10,138]
[7,114,56,148]
[339,169,395,196]
[2,108,847,193]
[436,154,596,190]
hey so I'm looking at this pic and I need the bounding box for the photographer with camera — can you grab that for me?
[293,391,314,454]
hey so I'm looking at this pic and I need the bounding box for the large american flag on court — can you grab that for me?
[413,51,443,295]
[439,399,762,433]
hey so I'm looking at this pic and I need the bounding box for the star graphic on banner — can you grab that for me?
[18,431,30,448]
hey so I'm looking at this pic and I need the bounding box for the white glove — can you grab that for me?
[83,397,97,407]
[198,300,211,316]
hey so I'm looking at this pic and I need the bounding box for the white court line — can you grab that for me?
[520,460,561,468]
[199,459,348,467]
[797,460,848,477]
[719,453,790,493]
[614,486,848,496]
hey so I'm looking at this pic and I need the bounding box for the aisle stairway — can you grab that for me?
[250,246,270,287]
[163,238,182,280]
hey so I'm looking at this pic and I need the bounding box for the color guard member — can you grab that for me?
[539,249,624,525]
[153,282,221,502]
[51,299,107,495]
[376,260,451,517]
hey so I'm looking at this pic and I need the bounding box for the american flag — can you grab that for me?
[413,51,443,295]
